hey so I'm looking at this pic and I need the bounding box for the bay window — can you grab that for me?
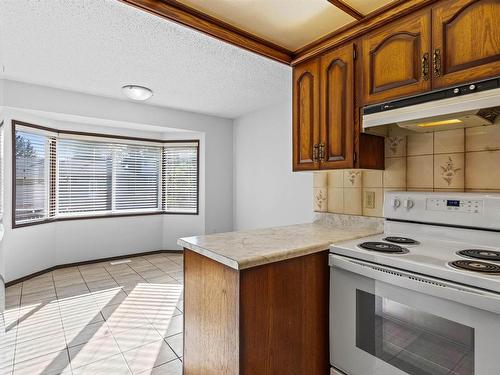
[14,128,50,224]
[57,138,113,215]
[163,143,199,214]
[114,143,161,211]
[13,121,199,227]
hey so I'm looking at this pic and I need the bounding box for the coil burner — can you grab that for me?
[383,236,419,245]
[449,260,500,274]
[457,249,500,262]
[359,242,408,254]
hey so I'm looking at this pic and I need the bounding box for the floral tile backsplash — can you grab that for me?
[314,125,500,217]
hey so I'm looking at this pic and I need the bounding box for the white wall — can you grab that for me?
[1,113,205,281]
[233,100,313,230]
[0,79,316,282]
[0,80,233,282]
[1,79,233,235]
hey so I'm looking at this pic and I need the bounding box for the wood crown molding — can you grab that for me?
[120,0,293,64]
[327,0,364,20]
[292,0,440,65]
[121,0,441,67]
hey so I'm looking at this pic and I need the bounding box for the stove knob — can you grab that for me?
[391,198,401,208]
[404,199,414,209]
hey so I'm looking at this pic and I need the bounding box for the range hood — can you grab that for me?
[363,78,500,134]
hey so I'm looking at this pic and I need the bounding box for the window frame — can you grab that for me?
[12,120,200,229]
[163,142,200,215]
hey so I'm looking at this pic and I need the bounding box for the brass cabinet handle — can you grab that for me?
[319,143,326,162]
[313,144,319,162]
[422,52,430,81]
[433,49,441,78]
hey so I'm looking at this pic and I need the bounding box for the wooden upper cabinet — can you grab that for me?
[361,9,431,105]
[293,59,320,171]
[292,43,384,171]
[319,43,354,169]
[432,0,500,89]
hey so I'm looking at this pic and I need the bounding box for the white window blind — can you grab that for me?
[14,122,199,225]
[57,138,113,215]
[15,130,48,224]
[163,143,198,214]
[114,144,161,211]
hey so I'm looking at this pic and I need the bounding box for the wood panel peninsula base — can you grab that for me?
[183,249,330,375]
[179,219,384,374]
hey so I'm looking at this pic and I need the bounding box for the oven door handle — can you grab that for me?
[330,254,500,314]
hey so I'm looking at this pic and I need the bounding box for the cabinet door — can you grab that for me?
[432,0,500,89]
[293,59,320,171]
[361,9,431,105]
[319,44,354,169]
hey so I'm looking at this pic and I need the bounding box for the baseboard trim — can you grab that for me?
[5,249,184,287]
[331,367,348,375]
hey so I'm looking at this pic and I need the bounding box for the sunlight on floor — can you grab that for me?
[0,253,184,375]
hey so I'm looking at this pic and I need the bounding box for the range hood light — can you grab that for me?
[416,119,463,128]
[362,81,500,133]
[121,85,153,101]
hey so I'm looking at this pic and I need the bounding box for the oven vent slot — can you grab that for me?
[350,260,475,293]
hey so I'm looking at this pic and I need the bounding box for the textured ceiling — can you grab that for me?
[179,0,356,50]
[0,0,291,119]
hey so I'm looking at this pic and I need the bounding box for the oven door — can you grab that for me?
[329,254,500,375]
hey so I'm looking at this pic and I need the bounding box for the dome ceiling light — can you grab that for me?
[121,85,153,101]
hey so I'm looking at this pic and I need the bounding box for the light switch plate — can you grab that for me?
[364,191,376,209]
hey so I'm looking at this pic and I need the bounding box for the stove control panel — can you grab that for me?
[426,198,483,214]
[384,191,500,230]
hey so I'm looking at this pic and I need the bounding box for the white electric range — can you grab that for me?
[329,191,500,375]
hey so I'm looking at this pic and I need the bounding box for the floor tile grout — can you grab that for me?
[9,277,24,373]
[53,267,75,374]
[3,254,184,375]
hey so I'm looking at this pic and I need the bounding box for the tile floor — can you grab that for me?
[0,252,184,375]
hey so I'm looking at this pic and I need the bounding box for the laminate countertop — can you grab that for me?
[178,214,384,270]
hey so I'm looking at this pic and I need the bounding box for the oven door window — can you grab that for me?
[356,289,474,375]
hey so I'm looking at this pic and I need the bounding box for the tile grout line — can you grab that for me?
[71,263,118,372]
[74,260,118,365]
[123,261,149,283]
[142,255,181,282]
[100,259,147,295]
[50,270,73,374]
[6,255,185,374]
[138,256,184,361]
[12,273,70,374]
[463,128,467,190]
[9,280,23,375]
[96,258,181,373]
[164,335,183,362]
[105,261,146,374]
[432,132,435,191]
[105,258,183,372]
[83,261,124,297]
[405,136,408,191]
[137,256,183,354]
[76,263,134,374]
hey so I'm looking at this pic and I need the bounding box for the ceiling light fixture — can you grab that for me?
[121,85,153,101]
